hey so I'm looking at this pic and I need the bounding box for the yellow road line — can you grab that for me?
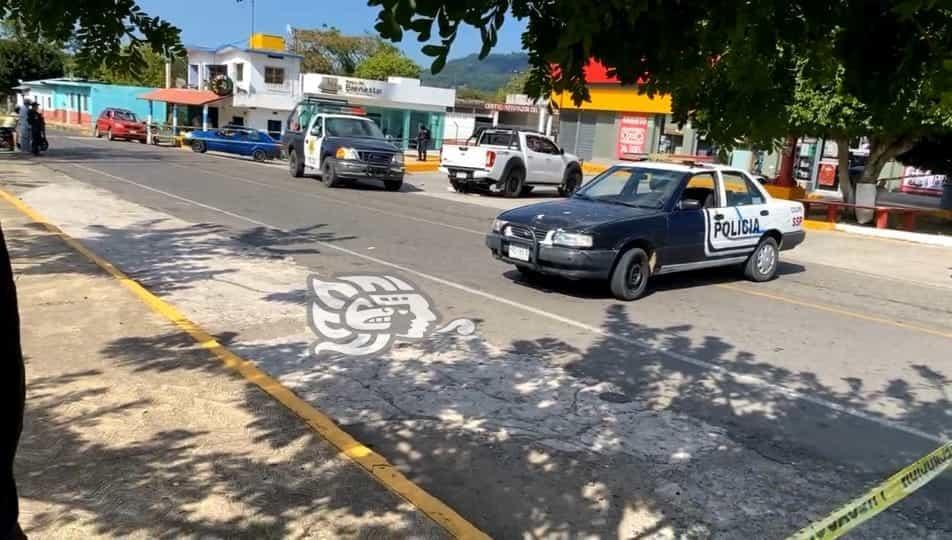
[716,283,952,340]
[0,188,489,540]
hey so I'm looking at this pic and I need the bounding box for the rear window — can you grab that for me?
[480,132,518,148]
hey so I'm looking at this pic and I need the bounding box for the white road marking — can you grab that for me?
[64,161,948,444]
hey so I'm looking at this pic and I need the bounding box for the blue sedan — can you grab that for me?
[185,125,282,161]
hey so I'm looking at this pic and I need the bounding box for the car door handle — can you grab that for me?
[714,213,725,221]
[760,210,770,216]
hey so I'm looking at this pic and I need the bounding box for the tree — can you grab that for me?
[290,27,391,75]
[354,49,421,80]
[0,1,181,75]
[76,46,186,88]
[496,71,529,100]
[371,0,952,200]
[0,39,64,94]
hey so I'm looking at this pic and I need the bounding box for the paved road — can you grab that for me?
[13,135,952,537]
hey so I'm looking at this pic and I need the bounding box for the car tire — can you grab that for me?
[288,149,304,178]
[191,140,206,153]
[252,149,267,162]
[138,138,147,144]
[106,129,114,141]
[520,185,535,196]
[502,166,525,198]
[321,160,341,188]
[383,179,403,191]
[559,167,583,197]
[609,247,650,301]
[515,265,539,280]
[450,179,471,193]
[744,236,779,282]
[93,126,100,138]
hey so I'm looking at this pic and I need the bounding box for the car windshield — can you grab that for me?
[114,110,137,122]
[324,117,385,139]
[574,166,687,208]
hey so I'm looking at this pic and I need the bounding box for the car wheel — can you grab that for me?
[106,129,114,141]
[610,247,650,301]
[502,166,525,198]
[559,167,583,197]
[321,160,341,188]
[138,138,147,144]
[450,179,470,193]
[288,149,304,178]
[252,149,267,162]
[744,237,779,282]
[93,126,100,138]
[520,185,535,196]
[383,179,403,191]
[191,140,206,153]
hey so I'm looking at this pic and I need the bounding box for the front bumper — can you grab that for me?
[336,159,404,180]
[781,230,806,251]
[486,233,617,280]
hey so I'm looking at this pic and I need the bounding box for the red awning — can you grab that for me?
[139,88,226,106]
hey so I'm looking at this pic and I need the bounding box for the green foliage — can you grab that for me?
[76,46,185,88]
[495,70,529,100]
[455,86,494,101]
[421,52,527,91]
[0,0,182,75]
[354,49,421,80]
[0,39,64,94]
[290,26,394,75]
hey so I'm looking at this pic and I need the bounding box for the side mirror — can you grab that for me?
[559,147,565,155]
[678,199,701,211]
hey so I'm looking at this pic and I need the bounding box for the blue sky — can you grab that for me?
[137,0,528,63]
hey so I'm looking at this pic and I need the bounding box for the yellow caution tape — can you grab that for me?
[788,441,952,540]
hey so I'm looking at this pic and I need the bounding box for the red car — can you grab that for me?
[94,108,147,143]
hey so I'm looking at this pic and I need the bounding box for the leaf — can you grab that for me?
[430,53,446,74]
[422,44,445,57]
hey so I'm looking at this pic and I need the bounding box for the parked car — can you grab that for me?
[486,161,806,300]
[283,98,404,191]
[440,128,583,197]
[185,126,282,161]
[94,108,147,143]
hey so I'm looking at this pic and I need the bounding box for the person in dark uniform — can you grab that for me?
[416,124,430,161]
[26,103,44,156]
[0,223,26,540]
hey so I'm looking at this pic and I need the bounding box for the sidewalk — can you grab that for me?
[1,199,448,538]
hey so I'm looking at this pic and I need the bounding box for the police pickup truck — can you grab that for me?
[486,161,806,300]
[283,98,404,190]
[440,128,583,197]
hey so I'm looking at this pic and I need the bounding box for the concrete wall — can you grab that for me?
[90,84,166,123]
[444,112,476,143]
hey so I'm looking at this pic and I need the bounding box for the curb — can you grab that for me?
[0,188,490,540]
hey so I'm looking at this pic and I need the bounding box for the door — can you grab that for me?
[98,110,111,133]
[524,134,558,183]
[533,135,566,184]
[303,116,324,169]
[665,173,716,265]
[704,170,770,257]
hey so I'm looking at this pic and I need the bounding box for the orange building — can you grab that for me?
[552,60,707,162]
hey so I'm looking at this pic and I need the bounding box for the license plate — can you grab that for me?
[508,244,530,261]
[369,167,386,176]
[454,171,467,179]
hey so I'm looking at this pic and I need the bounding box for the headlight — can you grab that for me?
[392,152,404,164]
[552,230,593,248]
[183,131,192,139]
[335,147,359,160]
[492,219,507,233]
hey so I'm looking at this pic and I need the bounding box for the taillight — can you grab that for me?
[486,151,496,169]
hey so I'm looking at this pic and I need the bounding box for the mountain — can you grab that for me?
[421,52,528,92]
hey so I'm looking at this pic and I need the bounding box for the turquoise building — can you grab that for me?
[17,78,166,126]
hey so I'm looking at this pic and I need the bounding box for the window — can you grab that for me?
[680,173,717,209]
[309,118,323,137]
[113,110,137,121]
[527,135,559,154]
[480,131,519,148]
[575,166,686,208]
[267,119,282,138]
[230,116,244,126]
[235,63,244,82]
[721,171,765,207]
[264,67,285,85]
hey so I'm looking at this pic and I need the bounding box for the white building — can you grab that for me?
[184,35,302,137]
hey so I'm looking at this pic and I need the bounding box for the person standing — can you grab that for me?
[416,123,430,161]
[16,102,30,155]
[0,223,27,540]
[26,104,43,156]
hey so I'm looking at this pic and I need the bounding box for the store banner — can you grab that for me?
[901,167,946,197]
[817,161,838,187]
[616,115,648,157]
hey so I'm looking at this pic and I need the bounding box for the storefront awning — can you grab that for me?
[139,88,226,106]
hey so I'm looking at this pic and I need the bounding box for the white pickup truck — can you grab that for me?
[439,129,583,197]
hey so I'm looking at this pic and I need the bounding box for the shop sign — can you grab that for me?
[817,160,838,187]
[315,76,385,99]
[484,102,539,113]
[616,115,648,157]
[901,166,946,196]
